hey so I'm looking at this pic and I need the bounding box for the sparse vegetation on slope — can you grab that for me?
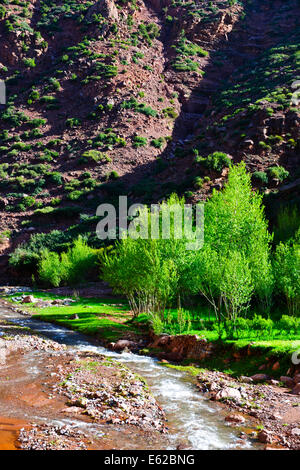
[0,0,298,284]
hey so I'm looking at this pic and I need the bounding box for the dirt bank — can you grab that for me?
[197,370,300,450]
[0,315,168,450]
[1,297,300,450]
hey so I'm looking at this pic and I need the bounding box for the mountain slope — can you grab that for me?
[0,0,299,280]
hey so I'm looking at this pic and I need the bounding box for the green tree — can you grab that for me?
[205,162,273,306]
[38,250,64,287]
[191,163,273,319]
[102,195,194,316]
[274,231,300,316]
[220,251,253,322]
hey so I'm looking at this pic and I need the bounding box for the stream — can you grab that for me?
[0,307,255,450]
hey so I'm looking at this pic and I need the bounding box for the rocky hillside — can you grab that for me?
[0,0,299,278]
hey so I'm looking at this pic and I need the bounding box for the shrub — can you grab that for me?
[148,312,164,335]
[93,63,118,79]
[28,89,40,103]
[132,136,147,148]
[0,6,6,20]
[162,107,178,119]
[258,141,272,152]
[66,118,81,128]
[121,98,157,117]
[151,137,164,149]
[93,130,126,149]
[193,177,203,189]
[29,118,46,128]
[252,171,268,185]
[137,22,160,45]
[9,248,40,273]
[38,250,63,287]
[9,230,70,274]
[172,33,208,58]
[173,58,200,72]
[63,237,97,285]
[205,151,231,172]
[251,314,274,335]
[268,166,289,182]
[23,58,36,68]
[278,315,299,334]
[41,96,58,104]
[106,170,119,180]
[80,149,107,163]
[48,172,63,185]
[38,237,98,286]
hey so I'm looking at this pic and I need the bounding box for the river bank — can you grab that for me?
[1,292,300,450]
[0,313,168,450]
[0,298,258,450]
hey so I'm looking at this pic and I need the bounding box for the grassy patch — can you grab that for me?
[3,293,300,376]
[4,292,143,342]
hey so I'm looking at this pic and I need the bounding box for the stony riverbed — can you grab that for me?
[1,297,299,450]
[0,315,168,450]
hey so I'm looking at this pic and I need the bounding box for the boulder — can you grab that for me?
[0,197,8,209]
[240,376,253,384]
[289,428,300,436]
[22,295,35,303]
[280,376,295,389]
[291,383,300,395]
[251,374,269,383]
[269,413,282,420]
[258,429,274,444]
[155,335,171,347]
[62,406,83,414]
[215,387,241,401]
[272,361,280,371]
[85,0,118,22]
[269,379,280,386]
[70,313,79,320]
[225,413,246,425]
[113,339,138,352]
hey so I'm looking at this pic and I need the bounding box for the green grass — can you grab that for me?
[4,292,143,342]
[3,292,300,375]
[228,339,300,356]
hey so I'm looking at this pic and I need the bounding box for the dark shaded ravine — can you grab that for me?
[0,306,257,450]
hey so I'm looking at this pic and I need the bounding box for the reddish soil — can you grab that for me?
[0,0,298,283]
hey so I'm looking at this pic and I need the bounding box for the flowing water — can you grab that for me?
[0,308,256,450]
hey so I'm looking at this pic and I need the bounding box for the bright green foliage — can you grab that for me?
[151,137,164,149]
[132,136,147,148]
[274,231,300,316]
[39,250,63,287]
[102,194,193,316]
[121,98,157,117]
[220,251,253,322]
[252,171,268,185]
[268,166,289,182]
[205,151,231,172]
[38,237,98,287]
[66,118,81,128]
[103,164,274,323]
[203,162,273,306]
[81,149,107,163]
[0,6,6,20]
[172,32,208,57]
